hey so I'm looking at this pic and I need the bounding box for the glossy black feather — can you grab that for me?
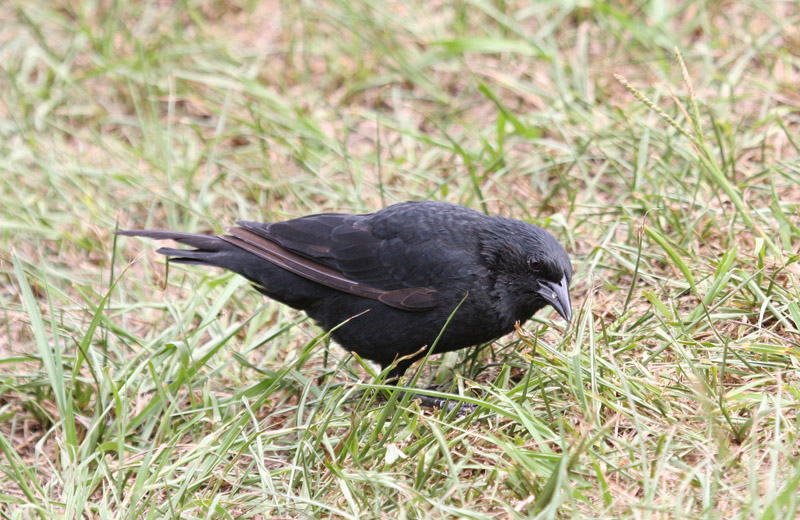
[118,201,572,378]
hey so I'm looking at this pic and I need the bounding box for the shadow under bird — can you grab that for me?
[118,201,572,409]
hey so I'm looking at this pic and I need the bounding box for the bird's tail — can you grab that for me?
[116,229,235,268]
[116,228,326,308]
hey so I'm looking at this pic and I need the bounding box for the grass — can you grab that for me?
[1,0,799,518]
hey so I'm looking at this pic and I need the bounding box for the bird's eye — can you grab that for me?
[527,257,542,272]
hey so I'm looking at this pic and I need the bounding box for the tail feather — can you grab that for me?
[116,229,225,251]
[153,247,214,264]
[117,227,323,307]
[116,229,232,267]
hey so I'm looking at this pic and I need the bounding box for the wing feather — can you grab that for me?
[230,205,487,310]
[221,226,438,311]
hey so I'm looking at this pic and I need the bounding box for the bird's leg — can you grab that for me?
[409,392,477,416]
[380,360,477,415]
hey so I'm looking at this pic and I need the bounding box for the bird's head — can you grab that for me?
[483,219,573,323]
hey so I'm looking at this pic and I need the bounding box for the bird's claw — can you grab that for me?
[411,394,477,416]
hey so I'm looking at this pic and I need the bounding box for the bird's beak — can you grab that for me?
[537,276,572,322]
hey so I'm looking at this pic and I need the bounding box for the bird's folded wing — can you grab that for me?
[237,215,462,293]
[221,227,437,311]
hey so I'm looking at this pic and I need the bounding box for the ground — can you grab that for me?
[1,0,799,518]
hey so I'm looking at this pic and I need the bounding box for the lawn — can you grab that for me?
[1,0,799,518]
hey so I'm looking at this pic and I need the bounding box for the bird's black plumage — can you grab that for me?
[118,201,572,380]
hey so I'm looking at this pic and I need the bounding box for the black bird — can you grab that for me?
[118,201,572,400]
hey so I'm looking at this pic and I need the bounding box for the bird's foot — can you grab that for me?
[411,393,477,416]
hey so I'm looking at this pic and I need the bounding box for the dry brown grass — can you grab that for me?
[1,0,799,518]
